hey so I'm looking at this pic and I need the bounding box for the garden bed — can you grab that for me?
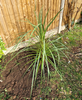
[0,22,82,100]
[0,49,55,100]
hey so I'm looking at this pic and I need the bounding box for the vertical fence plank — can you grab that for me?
[51,0,54,29]
[42,0,44,26]
[47,0,51,31]
[26,0,32,39]
[17,0,26,33]
[21,0,28,40]
[1,0,15,46]
[44,0,48,29]
[55,0,58,27]
[57,0,60,27]
[11,0,21,34]
[30,0,34,32]
[5,0,19,44]
[30,0,37,37]
[0,23,7,46]
[0,7,11,47]
[53,0,56,29]
[63,0,68,26]
[36,0,39,20]
[51,0,55,29]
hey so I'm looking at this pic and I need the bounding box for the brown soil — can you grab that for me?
[0,50,32,99]
[0,48,54,100]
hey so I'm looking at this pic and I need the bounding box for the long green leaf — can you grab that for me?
[45,9,62,31]
[45,53,50,79]
[35,51,41,82]
[48,48,63,80]
[30,53,38,97]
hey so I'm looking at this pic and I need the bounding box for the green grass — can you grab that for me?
[56,60,82,100]
[61,24,82,48]
[35,23,82,100]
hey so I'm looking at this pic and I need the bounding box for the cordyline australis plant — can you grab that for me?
[5,8,67,97]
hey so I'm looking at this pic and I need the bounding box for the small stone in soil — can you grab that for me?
[0,80,3,82]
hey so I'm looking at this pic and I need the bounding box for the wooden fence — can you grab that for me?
[0,0,82,47]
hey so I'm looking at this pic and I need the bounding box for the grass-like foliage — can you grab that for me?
[5,8,67,97]
[0,88,10,100]
[0,37,6,62]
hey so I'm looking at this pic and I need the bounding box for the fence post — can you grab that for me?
[58,0,65,33]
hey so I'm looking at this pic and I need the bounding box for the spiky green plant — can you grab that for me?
[5,8,67,97]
